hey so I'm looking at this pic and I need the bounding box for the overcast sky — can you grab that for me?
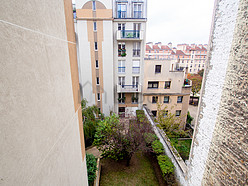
[146,0,215,46]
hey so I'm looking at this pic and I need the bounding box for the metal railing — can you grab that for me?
[121,30,140,39]
[118,67,125,73]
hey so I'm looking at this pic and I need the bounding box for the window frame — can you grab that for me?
[176,110,181,117]
[152,96,158,104]
[177,96,183,103]
[148,81,159,89]
[164,81,171,89]
[155,65,162,73]
[163,96,169,103]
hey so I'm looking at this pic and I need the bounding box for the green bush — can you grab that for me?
[157,155,174,176]
[151,140,164,155]
[136,110,146,122]
[86,154,97,185]
[144,133,159,146]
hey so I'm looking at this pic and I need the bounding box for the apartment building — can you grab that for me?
[1,0,88,185]
[113,0,147,116]
[76,0,114,115]
[145,42,207,74]
[143,59,191,128]
[75,0,147,116]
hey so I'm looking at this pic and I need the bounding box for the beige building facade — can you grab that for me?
[143,59,191,128]
[0,0,88,185]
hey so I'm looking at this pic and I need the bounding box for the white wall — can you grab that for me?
[77,20,95,105]
[102,20,114,115]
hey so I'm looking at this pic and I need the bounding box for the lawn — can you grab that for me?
[170,138,192,161]
[100,152,160,186]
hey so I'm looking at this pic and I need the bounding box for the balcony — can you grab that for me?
[117,84,141,93]
[116,30,144,40]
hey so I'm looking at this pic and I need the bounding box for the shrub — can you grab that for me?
[157,155,174,176]
[136,110,147,123]
[152,140,164,155]
[86,154,97,185]
[144,132,159,146]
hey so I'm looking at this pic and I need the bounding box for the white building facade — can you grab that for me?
[75,0,147,116]
[113,0,147,116]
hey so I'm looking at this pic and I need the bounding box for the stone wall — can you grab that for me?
[202,0,248,185]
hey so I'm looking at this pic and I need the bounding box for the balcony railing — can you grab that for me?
[117,11,127,18]
[117,84,141,93]
[118,67,125,73]
[133,11,142,18]
[116,30,144,40]
[132,67,140,74]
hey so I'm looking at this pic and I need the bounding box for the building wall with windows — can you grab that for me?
[143,60,191,128]
[113,0,147,115]
[0,0,88,185]
[76,0,114,115]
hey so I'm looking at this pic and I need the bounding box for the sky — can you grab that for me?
[146,0,215,46]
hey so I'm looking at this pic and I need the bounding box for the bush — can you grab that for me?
[157,155,174,176]
[152,140,164,155]
[86,154,97,185]
[144,133,159,146]
[136,110,146,123]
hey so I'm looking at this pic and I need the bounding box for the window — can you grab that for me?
[94,42,98,50]
[133,42,141,57]
[118,43,126,57]
[118,93,125,103]
[176,110,181,117]
[93,22,97,31]
[132,60,140,74]
[164,96,169,103]
[152,96,158,104]
[132,93,138,103]
[148,81,159,89]
[95,60,99,68]
[92,1,96,11]
[119,107,125,113]
[163,110,168,117]
[96,77,99,85]
[151,111,157,117]
[132,76,139,88]
[118,76,125,87]
[177,96,183,103]
[117,3,127,18]
[133,3,143,18]
[118,60,125,73]
[164,81,171,89]
[155,65,161,73]
[118,23,125,31]
[97,93,100,101]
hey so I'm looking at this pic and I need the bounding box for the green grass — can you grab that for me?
[170,138,192,161]
[100,152,159,186]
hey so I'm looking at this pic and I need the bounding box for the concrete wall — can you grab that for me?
[201,0,248,185]
[0,0,88,185]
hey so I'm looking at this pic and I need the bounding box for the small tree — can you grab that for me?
[82,99,104,147]
[93,113,153,166]
[156,103,187,138]
[187,73,202,97]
